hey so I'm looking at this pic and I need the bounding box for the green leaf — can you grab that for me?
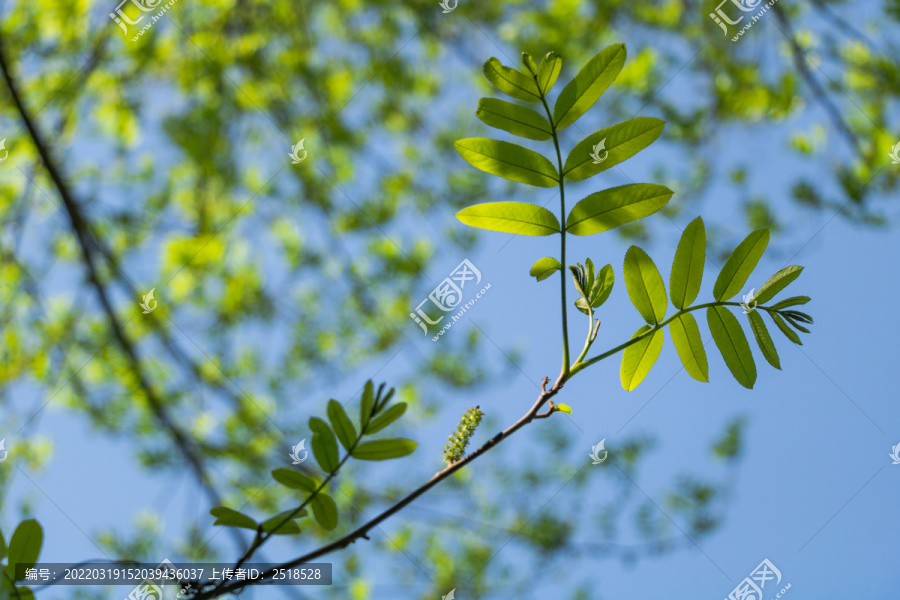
[310,493,339,531]
[327,400,358,451]
[483,57,541,102]
[0,528,6,562]
[272,468,318,492]
[366,403,408,434]
[352,438,418,461]
[769,312,802,345]
[476,98,552,141]
[707,306,756,389]
[454,138,558,187]
[210,508,258,531]
[566,184,672,236]
[754,266,803,304]
[574,297,591,315]
[669,216,706,310]
[522,52,539,75]
[554,403,573,414]
[309,417,340,473]
[261,509,306,535]
[563,118,665,180]
[360,380,375,429]
[590,264,615,308]
[620,326,664,391]
[668,313,709,382]
[770,296,810,310]
[456,202,560,236]
[553,44,626,130]
[747,311,781,369]
[623,246,667,325]
[5,521,42,584]
[537,51,562,95]
[782,313,810,334]
[713,229,769,301]
[530,257,562,281]
[10,587,35,600]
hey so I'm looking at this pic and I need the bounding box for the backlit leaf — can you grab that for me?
[483,57,541,102]
[566,184,672,236]
[563,117,665,180]
[713,229,769,301]
[261,509,306,535]
[554,44,626,130]
[454,138,558,187]
[747,311,780,369]
[669,313,709,382]
[210,508,257,531]
[537,51,562,94]
[754,266,803,304]
[530,257,562,281]
[669,216,706,310]
[366,403,408,434]
[311,493,339,531]
[707,306,756,388]
[272,468,318,493]
[476,98,552,141]
[620,326,664,391]
[456,202,560,236]
[623,246,667,324]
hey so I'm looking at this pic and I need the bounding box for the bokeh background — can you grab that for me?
[1,0,899,598]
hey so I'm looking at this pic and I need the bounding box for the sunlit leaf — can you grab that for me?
[707,306,756,388]
[554,44,626,130]
[483,57,541,102]
[537,51,562,94]
[754,266,803,304]
[669,313,709,382]
[747,311,780,369]
[476,98,552,141]
[713,229,769,301]
[563,117,665,180]
[620,325,664,391]
[590,264,615,307]
[623,246,667,324]
[530,257,562,281]
[669,216,706,310]
[454,138,558,187]
[566,184,672,236]
[456,202,560,236]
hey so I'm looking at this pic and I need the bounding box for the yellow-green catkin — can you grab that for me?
[443,406,484,464]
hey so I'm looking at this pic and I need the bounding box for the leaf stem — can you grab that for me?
[534,75,570,378]
[569,301,767,375]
